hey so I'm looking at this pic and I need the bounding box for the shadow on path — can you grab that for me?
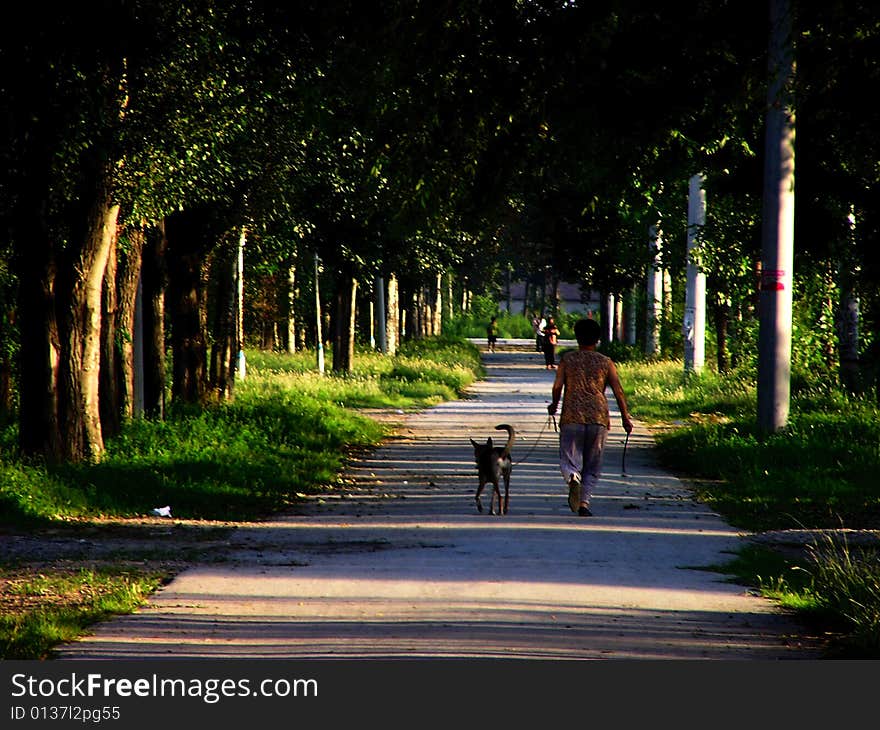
[57,351,825,659]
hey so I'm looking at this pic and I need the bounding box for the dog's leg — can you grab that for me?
[503,477,510,515]
[475,482,485,513]
[491,482,503,516]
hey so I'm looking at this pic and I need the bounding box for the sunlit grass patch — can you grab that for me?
[0,566,166,659]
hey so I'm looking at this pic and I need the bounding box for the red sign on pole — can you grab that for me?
[761,269,786,291]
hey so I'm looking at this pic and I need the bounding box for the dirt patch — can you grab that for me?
[1,518,236,565]
[0,518,238,629]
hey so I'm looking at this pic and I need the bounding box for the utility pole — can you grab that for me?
[757,0,795,433]
[684,174,707,374]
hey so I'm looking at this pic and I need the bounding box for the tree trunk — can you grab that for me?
[55,169,119,463]
[286,258,297,353]
[332,273,357,372]
[838,286,860,393]
[445,271,454,324]
[730,304,743,370]
[601,292,614,343]
[0,308,13,416]
[142,222,168,419]
[714,295,731,374]
[432,272,442,336]
[386,273,399,356]
[625,287,637,345]
[613,293,624,343]
[406,287,420,342]
[16,235,61,459]
[235,229,246,378]
[116,227,145,420]
[209,244,236,400]
[838,208,860,393]
[101,225,144,438]
[662,268,673,356]
[165,208,216,405]
[552,272,561,316]
[100,237,120,438]
[313,253,326,374]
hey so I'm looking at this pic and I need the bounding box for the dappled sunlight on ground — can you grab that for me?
[57,350,824,660]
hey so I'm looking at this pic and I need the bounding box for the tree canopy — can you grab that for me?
[2,1,879,460]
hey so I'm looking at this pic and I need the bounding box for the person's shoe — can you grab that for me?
[578,505,593,517]
[567,477,581,513]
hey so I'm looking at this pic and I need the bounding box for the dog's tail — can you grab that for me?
[495,424,515,456]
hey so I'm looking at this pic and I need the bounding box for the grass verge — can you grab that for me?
[620,359,880,657]
[0,566,166,659]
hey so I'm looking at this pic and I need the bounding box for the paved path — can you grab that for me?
[58,350,823,659]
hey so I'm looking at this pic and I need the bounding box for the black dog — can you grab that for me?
[470,424,515,515]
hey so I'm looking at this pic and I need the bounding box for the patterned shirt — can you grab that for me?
[558,349,613,428]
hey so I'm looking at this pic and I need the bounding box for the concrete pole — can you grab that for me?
[684,174,707,373]
[646,224,663,356]
[314,252,325,375]
[757,0,795,432]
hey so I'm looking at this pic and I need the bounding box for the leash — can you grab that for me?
[621,430,630,477]
[512,415,556,466]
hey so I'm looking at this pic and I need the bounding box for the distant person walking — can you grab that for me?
[542,316,559,369]
[547,318,633,516]
[532,314,544,352]
[486,316,499,353]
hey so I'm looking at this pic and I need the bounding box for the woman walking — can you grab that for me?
[547,318,633,516]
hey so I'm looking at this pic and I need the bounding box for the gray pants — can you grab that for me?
[559,423,607,505]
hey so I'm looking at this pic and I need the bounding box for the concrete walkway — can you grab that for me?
[58,349,823,659]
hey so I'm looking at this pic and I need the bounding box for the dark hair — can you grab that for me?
[574,318,601,346]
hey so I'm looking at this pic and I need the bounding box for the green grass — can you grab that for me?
[620,358,880,656]
[620,360,880,532]
[0,337,482,524]
[0,566,166,659]
[803,534,880,656]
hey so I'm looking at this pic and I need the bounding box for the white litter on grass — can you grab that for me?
[150,506,172,518]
